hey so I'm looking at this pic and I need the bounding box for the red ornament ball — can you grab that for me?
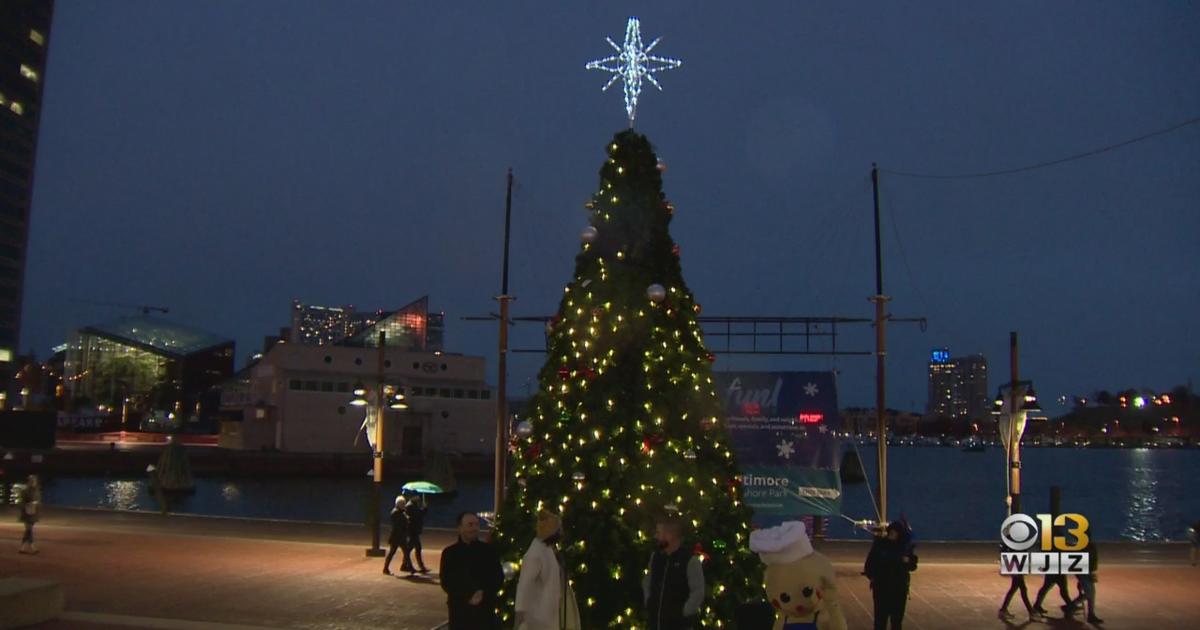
[558,366,570,380]
[671,244,681,257]
[706,352,716,362]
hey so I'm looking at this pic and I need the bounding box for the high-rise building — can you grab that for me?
[926,349,989,422]
[0,1,54,386]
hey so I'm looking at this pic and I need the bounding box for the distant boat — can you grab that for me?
[840,450,866,484]
[961,438,986,453]
[421,451,458,498]
[155,437,195,493]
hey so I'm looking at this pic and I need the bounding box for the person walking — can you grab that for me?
[1031,573,1071,616]
[863,521,918,630]
[1189,520,1200,566]
[382,495,410,575]
[642,514,705,630]
[998,574,1035,620]
[1063,540,1102,624]
[514,510,581,629]
[440,511,503,630]
[403,492,429,573]
[16,475,40,554]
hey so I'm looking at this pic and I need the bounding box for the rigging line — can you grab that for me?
[509,176,559,302]
[780,177,873,317]
[849,435,883,523]
[880,114,1200,180]
[880,177,934,323]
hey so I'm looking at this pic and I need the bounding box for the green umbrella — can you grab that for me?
[401,481,444,494]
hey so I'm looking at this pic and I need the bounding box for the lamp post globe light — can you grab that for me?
[352,330,411,557]
[352,378,408,557]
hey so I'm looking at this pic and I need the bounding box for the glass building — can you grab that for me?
[64,316,234,428]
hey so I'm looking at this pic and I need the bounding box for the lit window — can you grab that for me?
[0,347,11,362]
[9,102,22,115]
[0,92,5,105]
[29,29,45,46]
[20,64,39,82]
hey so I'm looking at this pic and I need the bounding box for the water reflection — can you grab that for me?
[103,480,144,511]
[1121,449,1161,541]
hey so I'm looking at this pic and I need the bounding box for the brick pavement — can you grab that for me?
[1,509,1198,629]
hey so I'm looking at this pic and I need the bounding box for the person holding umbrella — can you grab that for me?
[400,481,441,573]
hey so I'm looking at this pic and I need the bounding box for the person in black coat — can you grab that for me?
[404,492,429,573]
[440,511,503,630]
[383,495,410,575]
[863,521,918,630]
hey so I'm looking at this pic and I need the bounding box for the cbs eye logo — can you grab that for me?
[1000,513,1089,552]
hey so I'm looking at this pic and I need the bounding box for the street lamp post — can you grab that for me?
[350,331,409,557]
[993,332,1040,516]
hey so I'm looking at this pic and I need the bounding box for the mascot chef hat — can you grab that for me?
[749,521,815,565]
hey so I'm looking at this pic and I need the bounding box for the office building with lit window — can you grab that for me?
[0,0,54,389]
[290,296,444,351]
[926,349,989,422]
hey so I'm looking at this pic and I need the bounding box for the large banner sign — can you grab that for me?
[714,371,842,526]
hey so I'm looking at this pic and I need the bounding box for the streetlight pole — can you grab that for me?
[870,163,890,526]
[494,168,514,517]
[366,330,387,557]
[1008,332,1021,515]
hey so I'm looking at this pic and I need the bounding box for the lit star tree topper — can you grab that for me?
[585,17,682,127]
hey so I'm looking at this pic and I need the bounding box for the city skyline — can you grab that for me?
[15,1,1200,409]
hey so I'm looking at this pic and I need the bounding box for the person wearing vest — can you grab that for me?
[514,510,581,629]
[642,515,705,630]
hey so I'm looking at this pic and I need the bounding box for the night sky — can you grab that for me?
[21,1,1200,411]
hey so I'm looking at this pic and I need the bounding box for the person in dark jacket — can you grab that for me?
[440,511,503,630]
[403,492,429,573]
[642,514,705,630]
[863,521,918,630]
[1188,520,1200,566]
[1063,540,1102,624]
[16,475,40,554]
[1031,573,1071,616]
[383,495,410,575]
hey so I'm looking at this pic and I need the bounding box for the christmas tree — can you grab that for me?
[494,129,764,628]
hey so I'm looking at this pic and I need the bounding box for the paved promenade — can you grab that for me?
[2,508,1198,629]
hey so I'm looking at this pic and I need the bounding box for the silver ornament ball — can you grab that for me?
[515,420,534,439]
[572,471,585,481]
[657,160,667,172]
[647,284,667,303]
[581,226,598,244]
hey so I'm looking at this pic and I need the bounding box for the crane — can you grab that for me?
[72,299,169,316]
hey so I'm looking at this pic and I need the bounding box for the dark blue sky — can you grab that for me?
[22,1,1200,410]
